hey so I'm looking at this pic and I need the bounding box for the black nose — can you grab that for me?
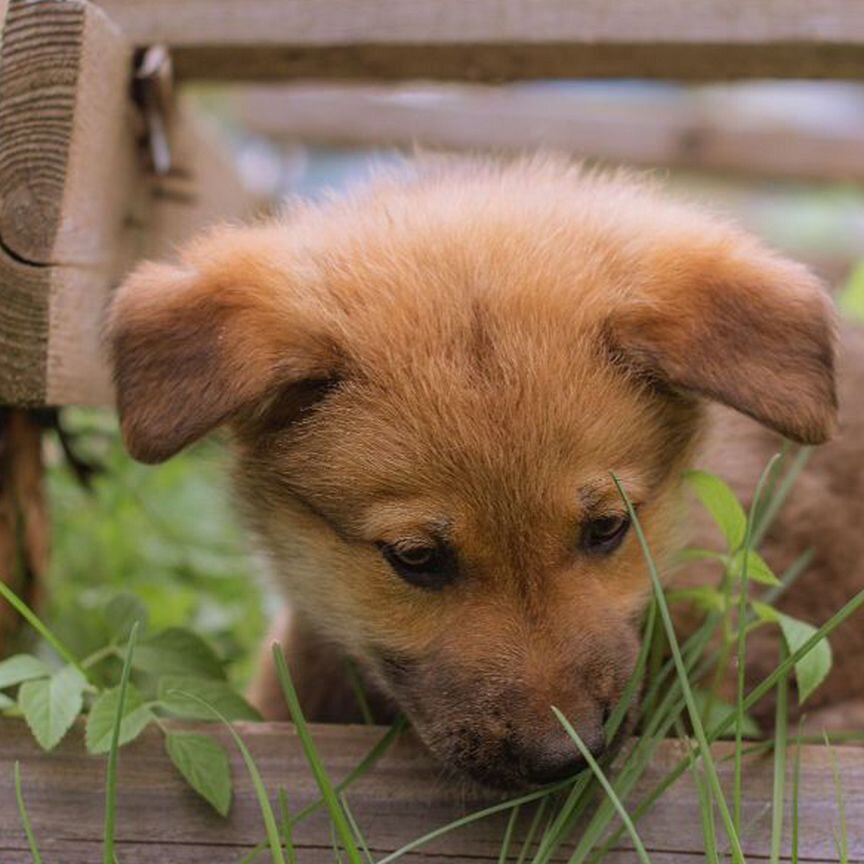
[521,726,607,785]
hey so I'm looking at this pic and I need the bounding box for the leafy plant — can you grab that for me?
[0,582,255,816]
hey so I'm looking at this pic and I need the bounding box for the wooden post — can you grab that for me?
[0,0,254,409]
[0,0,135,407]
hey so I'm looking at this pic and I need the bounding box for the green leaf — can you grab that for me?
[0,692,14,710]
[86,684,154,754]
[778,614,832,704]
[751,604,832,703]
[19,665,86,750]
[751,600,780,624]
[692,689,761,739]
[0,655,50,690]
[165,731,232,817]
[102,594,149,642]
[132,628,225,680]
[685,470,747,551]
[158,676,261,721]
[729,549,781,586]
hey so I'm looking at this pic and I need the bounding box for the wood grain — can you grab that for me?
[95,0,864,81]
[0,0,253,409]
[0,719,861,862]
[233,82,864,184]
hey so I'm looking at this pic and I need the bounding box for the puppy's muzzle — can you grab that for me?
[516,718,608,784]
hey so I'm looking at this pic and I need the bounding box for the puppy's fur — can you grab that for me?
[108,157,862,789]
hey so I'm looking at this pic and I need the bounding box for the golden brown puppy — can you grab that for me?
[107,157,862,790]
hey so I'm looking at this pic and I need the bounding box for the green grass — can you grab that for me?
[14,761,43,864]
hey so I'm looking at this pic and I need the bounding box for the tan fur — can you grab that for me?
[108,157,855,788]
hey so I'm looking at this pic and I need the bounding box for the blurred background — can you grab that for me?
[44,78,864,687]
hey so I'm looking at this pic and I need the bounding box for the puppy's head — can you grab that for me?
[108,159,837,788]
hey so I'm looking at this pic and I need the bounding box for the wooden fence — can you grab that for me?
[1,720,862,862]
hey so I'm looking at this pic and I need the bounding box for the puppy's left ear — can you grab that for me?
[607,236,837,444]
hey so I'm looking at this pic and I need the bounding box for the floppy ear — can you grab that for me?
[107,226,339,464]
[607,236,838,444]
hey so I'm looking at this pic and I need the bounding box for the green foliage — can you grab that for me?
[752,602,833,704]
[166,731,233,817]
[0,583,253,816]
[685,470,747,550]
[44,409,267,687]
[134,628,226,681]
[839,260,864,324]
[159,676,261,721]
[19,665,87,751]
[86,684,155,754]
[0,654,51,689]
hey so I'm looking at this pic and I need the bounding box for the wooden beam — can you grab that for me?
[0,0,253,409]
[232,82,864,184]
[0,0,131,406]
[0,719,861,862]
[95,0,864,81]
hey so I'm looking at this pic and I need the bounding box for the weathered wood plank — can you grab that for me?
[0,0,133,406]
[96,0,864,81]
[233,82,864,184]
[0,720,861,861]
[0,0,253,409]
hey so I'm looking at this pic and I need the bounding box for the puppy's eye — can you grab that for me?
[378,541,458,590]
[581,514,631,555]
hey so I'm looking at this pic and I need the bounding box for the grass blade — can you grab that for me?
[554,708,652,864]
[824,732,849,864]
[14,761,43,864]
[241,717,407,864]
[272,644,363,864]
[278,786,296,864]
[679,722,718,864]
[340,792,375,864]
[345,659,376,726]
[514,798,549,864]
[770,647,789,864]
[613,474,744,864]
[531,598,659,864]
[751,447,811,548]
[593,585,864,863]
[103,620,140,864]
[736,455,780,833]
[498,803,521,863]
[0,581,87,679]
[377,783,569,864]
[174,689,286,864]
[296,714,406,823]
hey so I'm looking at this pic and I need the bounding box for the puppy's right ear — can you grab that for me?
[107,227,338,464]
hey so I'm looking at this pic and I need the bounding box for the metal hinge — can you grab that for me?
[132,45,174,176]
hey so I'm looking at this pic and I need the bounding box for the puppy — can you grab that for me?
[107,157,863,790]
